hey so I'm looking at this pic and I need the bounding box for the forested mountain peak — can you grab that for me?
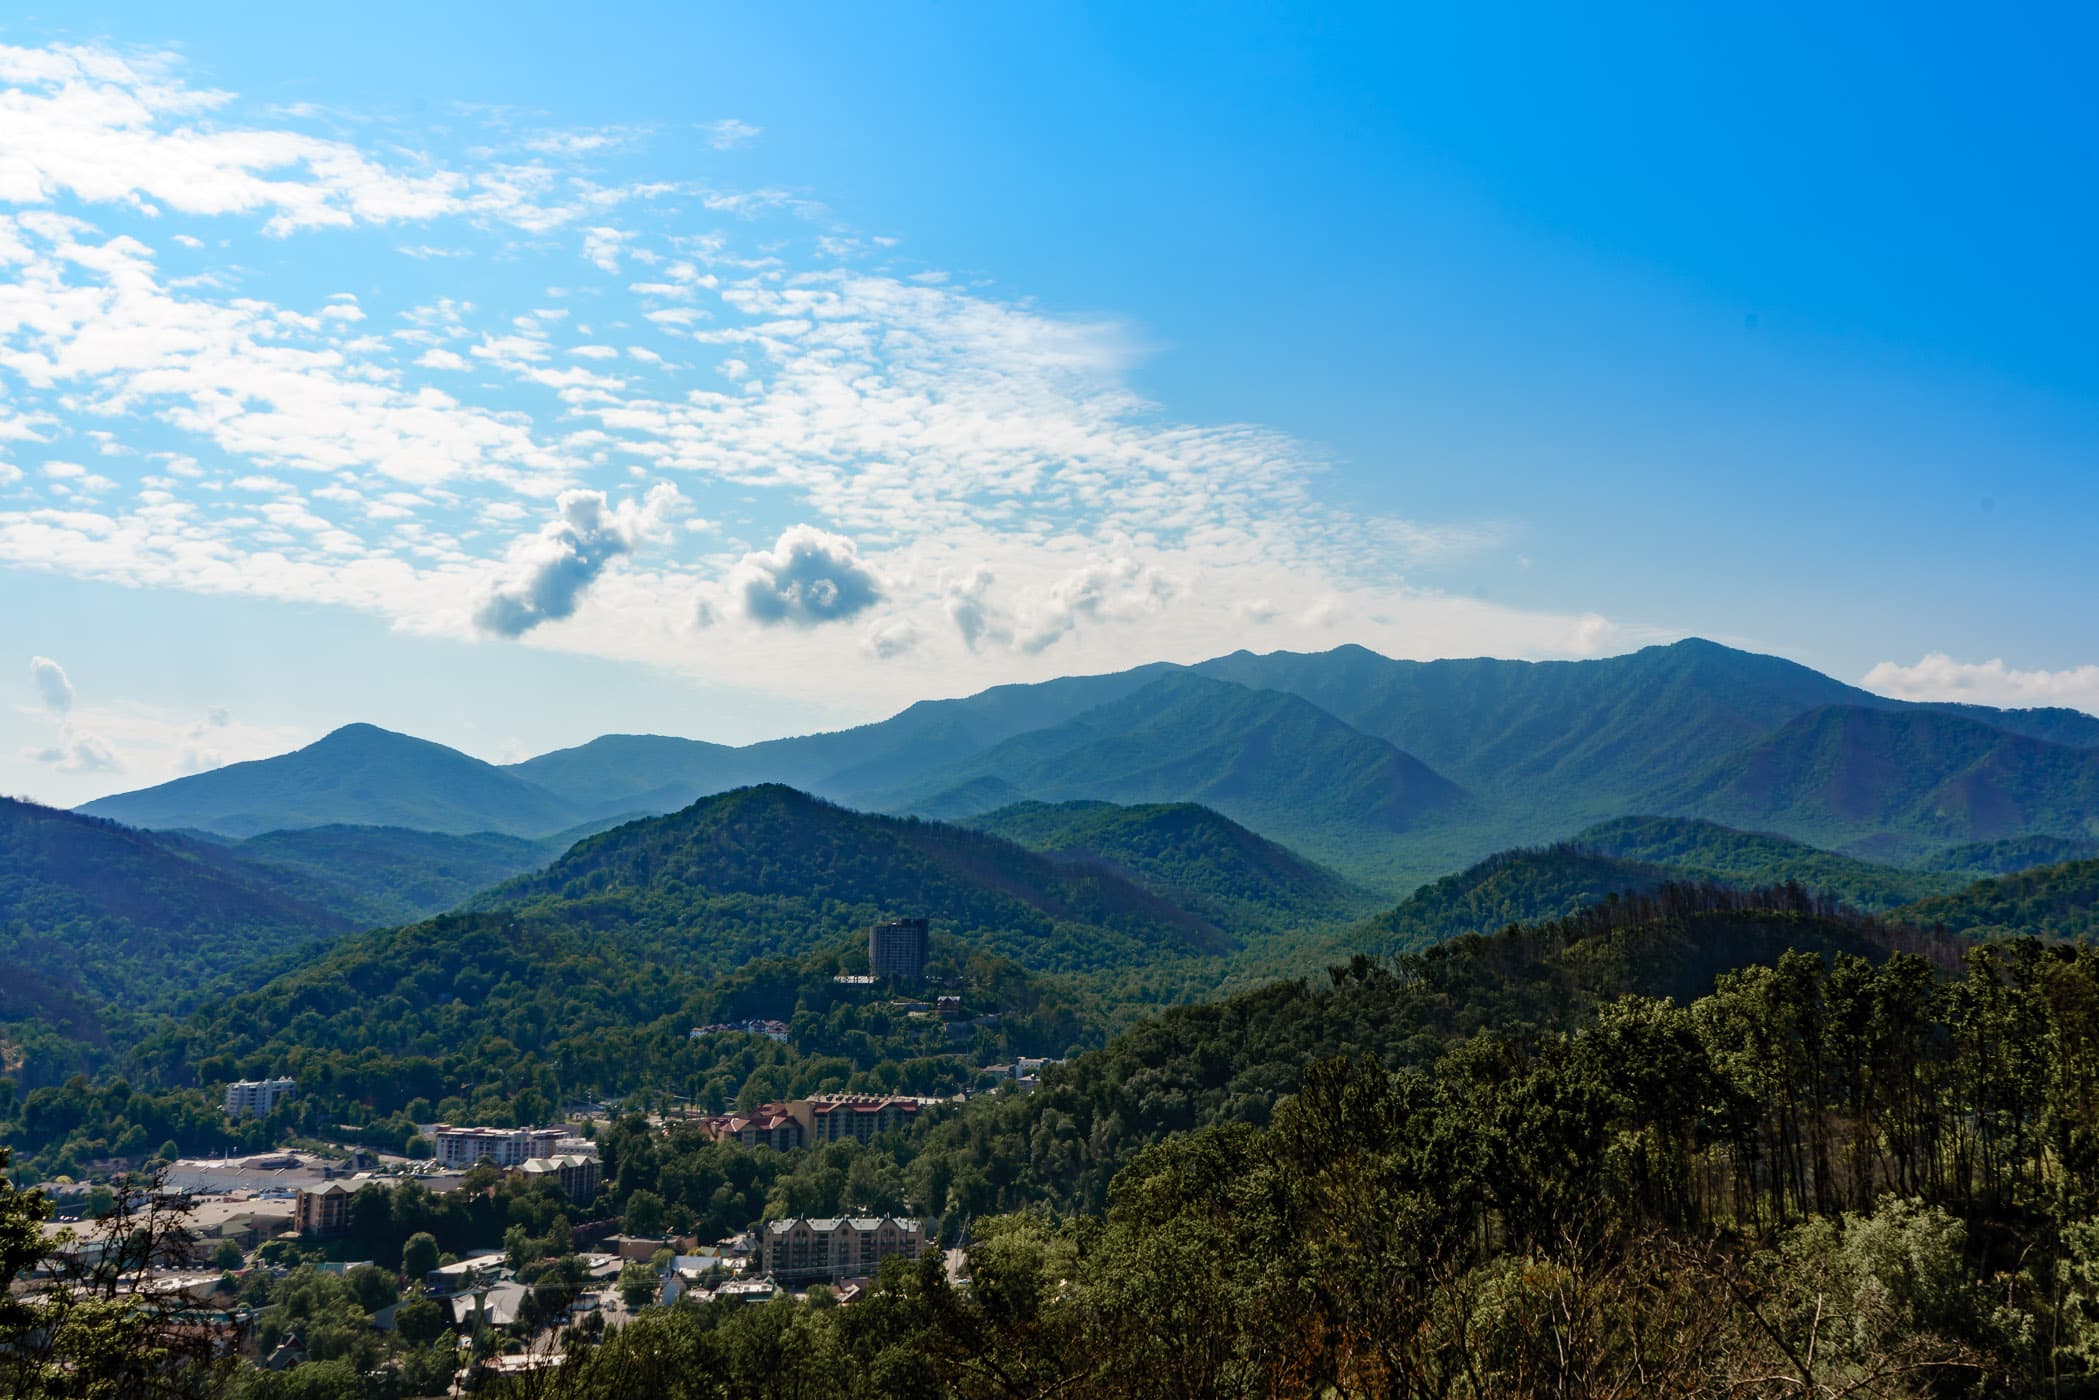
[76,722,581,839]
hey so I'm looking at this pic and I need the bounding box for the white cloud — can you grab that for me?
[0,39,1628,732]
[702,119,762,151]
[0,43,596,235]
[1861,653,2099,716]
[861,616,920,660]
[30,733,119,772]
[728,525,882,628]
[28,653,71,712]
[473,484,680,636]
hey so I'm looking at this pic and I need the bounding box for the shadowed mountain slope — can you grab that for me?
[77,723,580,838]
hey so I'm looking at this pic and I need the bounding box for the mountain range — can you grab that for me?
[74,639,2099,890]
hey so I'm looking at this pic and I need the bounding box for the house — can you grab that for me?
[760,1216,927,1285]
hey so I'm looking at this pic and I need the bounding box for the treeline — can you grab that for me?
[525,934,2099,1398]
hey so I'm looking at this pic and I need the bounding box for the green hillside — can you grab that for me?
[875,672,1469,877]
[478,783,1235,973]
[1892,857,2099,940]
[1660,704,2099,850]
[1917,833,2099,876]
[964,799,1381,933]
[76,722,582,838]
[208,825,562,927]
[913,883,1935,1214]
[1340,846,1677,958]
[0,797,350,1084]
[1572,815,1960,911]
[1193,638,1875,808]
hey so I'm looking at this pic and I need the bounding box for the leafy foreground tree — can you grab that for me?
[0,1154,244,1398]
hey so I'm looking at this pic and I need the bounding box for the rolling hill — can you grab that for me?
[0,797,352,1083]
[1657,705,2099,853]
[1892,857,2099,941]
[1571,815,1962,912]
[869,672,1470,871]
[1340,846,1679,958]
[70,640,2099,885]
[77,723,582,838]
[478,783,1238,973]
[963,799,1380,933]
[201,825,564,928]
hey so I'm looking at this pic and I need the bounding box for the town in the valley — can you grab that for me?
[22,918,1059,1387]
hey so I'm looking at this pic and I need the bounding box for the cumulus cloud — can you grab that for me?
[473,484,680,637]
[28,654,71,712]
[30,733,120,772]
[1862,653,2099,716]
[730,525,881,627]
[861,616,920,660]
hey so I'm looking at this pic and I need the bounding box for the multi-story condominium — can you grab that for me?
[805,1093,927,1143]
[223,1078,296,1118]
[696,1094,940,1151]
[760,1216,927,1284]
[293,1182,353,1237]
[867,918,929,983]
[428,1125,566,1169]
[515,1153,601,1200]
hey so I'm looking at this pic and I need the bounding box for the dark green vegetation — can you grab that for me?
[1660,704,2099,856]
[1895,857,2099,941]
[0,797,350,1083]
[72,640,2099,890]
[198,824,561,927]
[962,799,1380,934]
[480,785,1237,972]
[1574,814,1964,911]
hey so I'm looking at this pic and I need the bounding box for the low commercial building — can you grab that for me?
[429,1125,566,1169]
[294,1181,353,1237]
[761,1216,927,1285]
[223,1078,296,1119]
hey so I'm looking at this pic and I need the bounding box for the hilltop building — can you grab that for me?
[428,1125,566,1169]
[223,1078,296,1118]
[761,1215,927,1284]
[868,918,929,982]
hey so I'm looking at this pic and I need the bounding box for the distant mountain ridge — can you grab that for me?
[69,640,2099,887]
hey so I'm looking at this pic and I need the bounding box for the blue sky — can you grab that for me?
[3,3,2097,804]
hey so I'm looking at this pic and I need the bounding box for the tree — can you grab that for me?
[211,1238,245,1271]
[395,1296,448,1344]
[402,1230,441,1281]
[623,1187,667,1238]
[618,1260,660,1310]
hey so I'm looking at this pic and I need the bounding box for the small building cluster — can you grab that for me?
[222,1077,296,1119]
[694,1093,944,1151]
[688,1018,790,1042]
[760,1215,928,1285]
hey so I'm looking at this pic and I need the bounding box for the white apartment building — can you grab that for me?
[428,1124,566,1169]
[223,1078,296,1118]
